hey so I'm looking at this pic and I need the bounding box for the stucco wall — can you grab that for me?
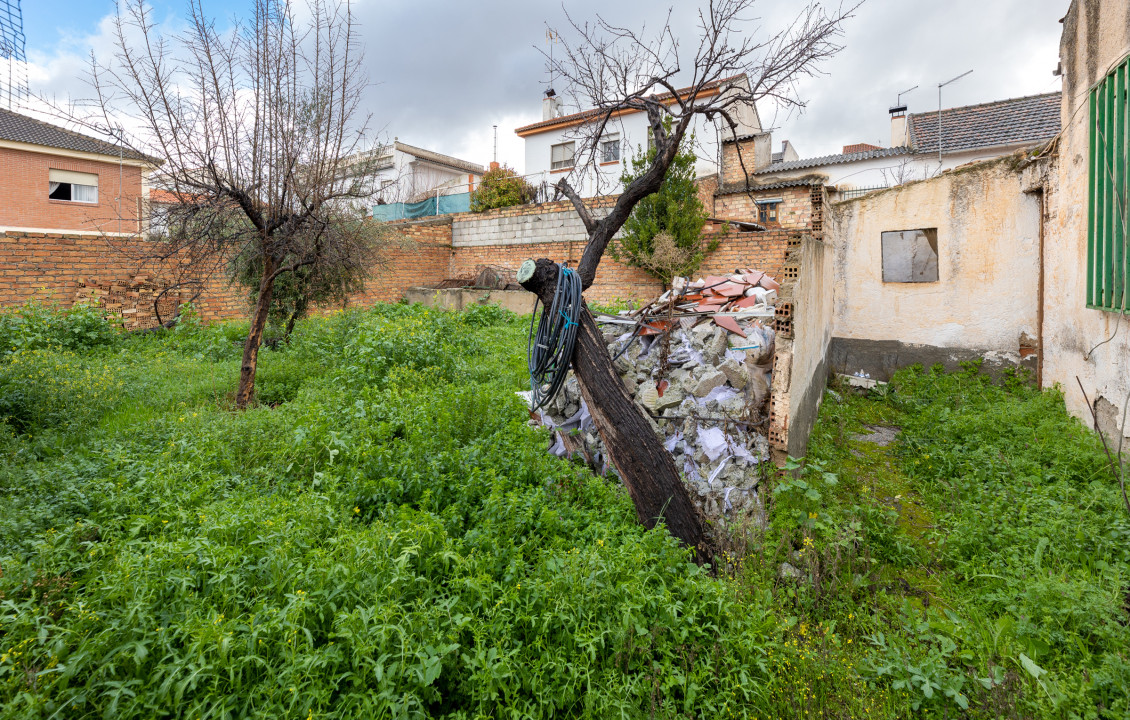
[1043,0,1130,444]
[829,155,1041,378]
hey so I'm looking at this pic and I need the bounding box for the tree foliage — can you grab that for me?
[611,138,715,282]
[470,165,536,212]
[91,0,388,408]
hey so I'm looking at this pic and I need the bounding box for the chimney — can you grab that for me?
[489,161,500,171]
[890,105,909,147]
[542,88,562,121]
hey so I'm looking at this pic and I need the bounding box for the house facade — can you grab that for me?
[1041,0,1130,445]
[366,140,484,205]
[727,92,1062,200]
[820,0,1129,452]
[516,75,761,199]
[0,109,151,235]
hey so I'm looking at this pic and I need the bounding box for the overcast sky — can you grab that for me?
[18,0,1066,173]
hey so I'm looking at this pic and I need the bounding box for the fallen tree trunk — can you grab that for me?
[520,257,711,563]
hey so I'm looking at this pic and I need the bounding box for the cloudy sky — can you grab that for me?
[17,0,1066,173]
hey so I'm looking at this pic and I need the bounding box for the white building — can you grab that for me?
[746,93,1062,197]
[362,140,484,205]
[515,75,760,199]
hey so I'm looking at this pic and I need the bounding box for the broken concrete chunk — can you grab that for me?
[720,358,747,390]
[655,387,685,411]
[637,386,659,412]
[693,369,728,397]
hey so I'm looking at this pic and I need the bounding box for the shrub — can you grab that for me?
[610,132,717,282]
[470,164,536,212]
[0,302,121,357]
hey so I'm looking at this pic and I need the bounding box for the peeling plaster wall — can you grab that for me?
[829,155,1041,378]
[1044,0,1130,446]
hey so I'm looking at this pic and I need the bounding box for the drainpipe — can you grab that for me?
[1037,189,1045,388]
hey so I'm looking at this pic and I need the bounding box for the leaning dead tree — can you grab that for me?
[519,1,854,561]
[89,0,388,407]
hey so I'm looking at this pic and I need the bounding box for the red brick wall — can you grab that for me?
[0,231,245,323]
[698,226,795,281]
[350,217,455,304]
[448,238,665,306]
[0,183,798,322]
[0,147,144,234]
[715,184,817,231]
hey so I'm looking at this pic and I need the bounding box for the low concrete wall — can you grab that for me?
[404,286,537,315]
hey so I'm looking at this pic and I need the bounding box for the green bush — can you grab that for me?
[470,164,535,212]
[610,132,716,282]
[0,302,121,357]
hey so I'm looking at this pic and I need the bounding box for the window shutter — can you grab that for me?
[48,169,99,186]
[1088,55,1129,313]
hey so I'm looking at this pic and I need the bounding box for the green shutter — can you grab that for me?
[1088,55,1130,313]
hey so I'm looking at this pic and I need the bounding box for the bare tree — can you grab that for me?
[89,0,387,407]
[519,0,855,560]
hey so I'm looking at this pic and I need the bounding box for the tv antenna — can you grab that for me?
[896,85,918,108]
[546,28,558,94]
[0,0,28,110]
[937,70,973,165]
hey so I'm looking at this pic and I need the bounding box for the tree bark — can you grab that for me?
[521,258,711,562]
[235,258,276,409]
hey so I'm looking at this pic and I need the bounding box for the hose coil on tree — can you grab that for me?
[525,263,583,410]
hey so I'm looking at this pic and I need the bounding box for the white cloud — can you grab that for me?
[18,0,1069,168]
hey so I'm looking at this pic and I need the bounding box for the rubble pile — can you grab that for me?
[533,270,780,525]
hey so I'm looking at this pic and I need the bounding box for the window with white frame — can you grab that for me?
[551,141,575,170]
[48,169,98,203]
[601,135,620,163]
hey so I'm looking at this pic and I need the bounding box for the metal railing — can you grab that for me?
[837,185,888,200]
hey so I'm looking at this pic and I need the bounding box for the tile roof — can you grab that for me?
[908,92,1061,154]
[395,141,484,175]
[716,176,824,195]
[514,74,746,135]
[842,143,881,154]
[0,108,151,162]
[754,146,911,175]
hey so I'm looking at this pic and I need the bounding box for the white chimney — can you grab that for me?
[890,105,909,147]
[542,88,562,121]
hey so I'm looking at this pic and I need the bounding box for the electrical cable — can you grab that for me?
[527,264,583,410]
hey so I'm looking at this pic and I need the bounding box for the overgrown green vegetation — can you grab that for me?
[1,305,1126,718]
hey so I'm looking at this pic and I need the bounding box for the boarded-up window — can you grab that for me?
[881,229,938,282]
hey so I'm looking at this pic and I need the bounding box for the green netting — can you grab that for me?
[373,192,471,221]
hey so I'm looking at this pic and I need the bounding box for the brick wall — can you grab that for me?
[0,230,245,323]
[350,217,455,304]
[720,136,771,185]
[0,147,144,235]
[715,184,818,231]
[0,182,798,322]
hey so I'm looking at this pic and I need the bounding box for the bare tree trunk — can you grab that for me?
[521,258,710,562]
[236,258,277,409]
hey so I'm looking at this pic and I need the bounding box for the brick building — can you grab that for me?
[0,109,152,235]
